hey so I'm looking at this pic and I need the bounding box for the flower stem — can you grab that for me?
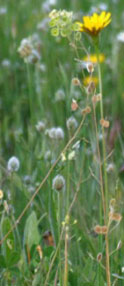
[95,42,111,286]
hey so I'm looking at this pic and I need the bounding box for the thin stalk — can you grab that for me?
[92,102,106,286]
[64,227,68,286]
[95,43,111,286]
[58,193,62,286]
[26,63,34,123]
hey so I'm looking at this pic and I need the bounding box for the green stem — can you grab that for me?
[26,63,34,124]
[95,42,111,286]
[58,193,62,286]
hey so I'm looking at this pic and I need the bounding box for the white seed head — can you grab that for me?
[7,156,20,172]
[52,174,65,191]
[35,121,45,132]
[66,116,78,131]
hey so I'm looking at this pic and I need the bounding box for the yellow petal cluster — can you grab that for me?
[83,76,98,86]
[77,11,111,36]
[83,53,105,64]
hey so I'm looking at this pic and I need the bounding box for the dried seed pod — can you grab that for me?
[109,212,122,222]
[97,252,102,262]
[72,77,80,86]
[87,81,96,94]
[94,225,108,235]
[100,118,110,128]
[71,99,79,111]
[92,93,101,103]
[82,106,91,115]
[86,62,94,73]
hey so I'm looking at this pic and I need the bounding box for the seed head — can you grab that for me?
[100,118,110,128]
[94,225,108,235]
[66,116,78,131]
[71,99,79,111]
[97,252,102,262]
[71,77,80,86]
[7,156,20,172]
[35,121,45,132]
[52,174,65,192]
[55,127,64,140]
[55,89,65,101]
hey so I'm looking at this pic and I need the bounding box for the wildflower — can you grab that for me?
[66,116,78,131]
[83,54,105,64]
[76,11,111,37]
[71,99,79,111]
[55,127,64,140]
[49,9,74,38]
[47,127,64,140]
[7,156,20,172]
[35,121,45,132]
[94,225,108,234]
[109,212,122,222]
[18,38,33,58]
[97,253,102,262]
[83,76,98,87]
[44,150,52,161]
[71,77,80,86]
[100,118,110,128]
[106,163,115,173]
[92,93,101,103]
[18,37,41,63]
[87,81,96,94]
[0,190,3,200]
[52,174,65,191]
[23,175,32,185]
[86,62,94,73]
[117,31,124,43]
[82,106,91,115]
[68,150,76,160]
[43,230,54,246]
[55,89,65,101]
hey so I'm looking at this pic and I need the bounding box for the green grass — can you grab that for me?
[0,0,124,285]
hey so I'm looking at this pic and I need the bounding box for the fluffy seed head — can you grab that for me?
[66,116,78,131]
[52,174,65,191]
[7,156,20,172]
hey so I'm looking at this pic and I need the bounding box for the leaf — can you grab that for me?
[0,255,6,268]
[1,217,15,264]
[23,211,40,250]
[7,251,20,267]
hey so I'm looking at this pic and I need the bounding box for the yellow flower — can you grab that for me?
[83,53,105,64]
[83,76,98,86]
[77,11,111,36]
[0,190,3,200]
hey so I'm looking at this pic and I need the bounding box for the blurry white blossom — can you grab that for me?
[46,127,64,140]
[35,121,46,132]
[55,89,65,101]
[7,156,20,172]
[117,31,124,43]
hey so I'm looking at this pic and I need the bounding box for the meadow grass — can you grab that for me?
[0,0,124,285]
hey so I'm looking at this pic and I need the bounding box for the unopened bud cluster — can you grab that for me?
[49,9,80,38]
